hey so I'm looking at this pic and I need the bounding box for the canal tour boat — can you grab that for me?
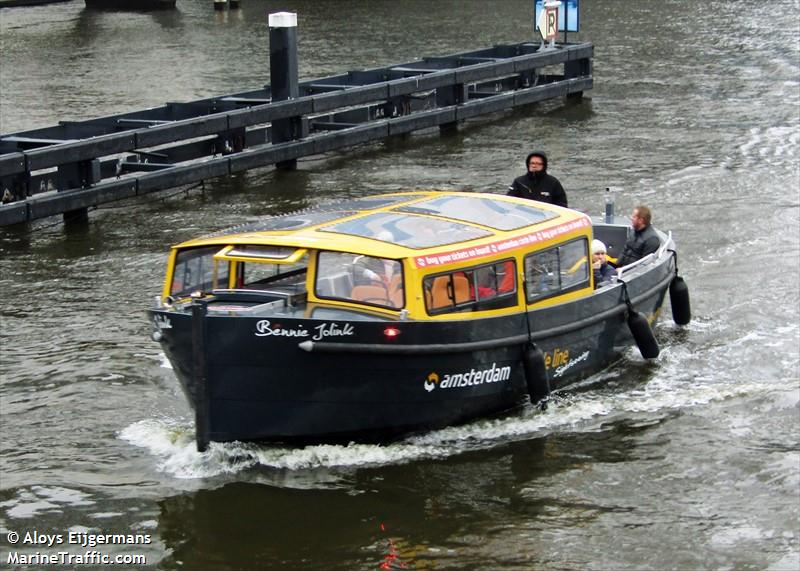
[148,191,690,450]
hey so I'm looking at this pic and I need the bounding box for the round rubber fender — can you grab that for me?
[523,342,550,408]
[627,309,660,359]
[669,276,691,325]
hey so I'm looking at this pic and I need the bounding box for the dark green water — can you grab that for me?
[1,1,798,569]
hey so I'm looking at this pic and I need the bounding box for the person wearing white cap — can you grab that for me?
[592,239,615,287]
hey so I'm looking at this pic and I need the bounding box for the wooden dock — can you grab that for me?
[0,27,592,226]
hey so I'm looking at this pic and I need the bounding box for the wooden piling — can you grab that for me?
[269,12,300,170]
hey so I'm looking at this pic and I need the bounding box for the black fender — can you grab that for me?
[522,342,550,408]
[669,276,691,325]
[627,309,659,359]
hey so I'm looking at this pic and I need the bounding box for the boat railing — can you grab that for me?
[657,230,674,257]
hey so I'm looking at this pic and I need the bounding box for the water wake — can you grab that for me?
[119,349,794,480]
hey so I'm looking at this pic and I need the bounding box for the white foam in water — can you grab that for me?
[119,417,457,478]
[119,418,226,479]
[121,328,798,480]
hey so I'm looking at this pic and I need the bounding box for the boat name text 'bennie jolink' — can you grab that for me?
[255,320,355,341]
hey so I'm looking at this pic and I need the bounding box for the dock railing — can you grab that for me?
[0,39,592,226]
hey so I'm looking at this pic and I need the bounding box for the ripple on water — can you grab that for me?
[0,486,94,520]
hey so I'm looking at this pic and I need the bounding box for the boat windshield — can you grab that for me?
[315,251,404,309]
[394,195,557,230]
[318,212,491,249]
[171,246,229,297]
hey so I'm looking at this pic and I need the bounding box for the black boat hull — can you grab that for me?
[150,255,674,446]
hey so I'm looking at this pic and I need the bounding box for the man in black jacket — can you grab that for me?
[507,151,568,207]
[617,205,661,267]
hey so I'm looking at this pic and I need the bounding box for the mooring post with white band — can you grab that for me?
[269,12,300,169]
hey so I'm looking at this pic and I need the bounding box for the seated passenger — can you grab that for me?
[356,230,401,287]
[497,260,515,293]
[476,270,496,299]
[352,251,404,307]
[592,239,615,287]
[616,205,660,267]
[360,258,400,288]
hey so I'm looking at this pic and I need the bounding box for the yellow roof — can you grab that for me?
[174,191,590,259]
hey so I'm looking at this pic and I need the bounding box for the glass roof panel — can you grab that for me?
[210,195,415,236]
[319,212,492,249]
[394,195,557,230]
[222,211,354,234]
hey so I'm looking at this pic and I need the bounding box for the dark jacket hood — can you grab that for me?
[526,151,548,171]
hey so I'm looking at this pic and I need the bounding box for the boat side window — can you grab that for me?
[170,246,229,298]
[424,259,517,315]
[237,255,308,289]
[524,238,589,303]
[316,251,404,309]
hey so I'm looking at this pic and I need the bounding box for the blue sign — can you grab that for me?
[534,0,579,33]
